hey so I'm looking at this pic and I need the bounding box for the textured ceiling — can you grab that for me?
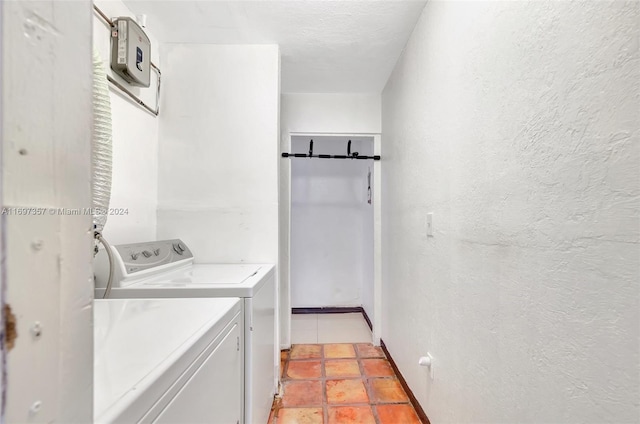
[122,1,427,93]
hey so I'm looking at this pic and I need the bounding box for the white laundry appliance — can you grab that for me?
[94,297,243,423]
[94,239,277,424]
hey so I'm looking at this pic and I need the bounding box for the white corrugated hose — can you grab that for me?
[92,48,113,233]
[92,49,115,298]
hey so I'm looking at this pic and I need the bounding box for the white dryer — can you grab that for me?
[94,297,243,423]
[95,239,276,424]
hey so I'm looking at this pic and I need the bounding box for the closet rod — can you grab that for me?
[281,153,381,161]
[282,139,381,161]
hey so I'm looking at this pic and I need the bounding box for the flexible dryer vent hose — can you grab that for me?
[92,48,113,233]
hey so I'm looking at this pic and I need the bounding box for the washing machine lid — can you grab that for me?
[153,264,263,285]
[105,263,275,298]
[94,297,241,423]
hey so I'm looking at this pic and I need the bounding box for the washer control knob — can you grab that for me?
[177,243,185,252]
[173,243,184,255]
[142,250,152,258]
[153,248,160,256]
[130,252,139,260]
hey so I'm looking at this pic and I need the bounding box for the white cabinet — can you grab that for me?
[153,323,242,424]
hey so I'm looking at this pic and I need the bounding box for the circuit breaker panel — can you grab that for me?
[110,17,151,87]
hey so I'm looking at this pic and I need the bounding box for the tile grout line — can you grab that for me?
[321,344,329,424]
[358,343,382,424]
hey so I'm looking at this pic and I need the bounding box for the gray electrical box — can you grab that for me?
[110,17,151,87]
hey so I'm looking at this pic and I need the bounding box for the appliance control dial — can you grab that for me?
[153,248,160,256]
[142,250,152,258]
[173,243,184,255]
[130,252,139,260]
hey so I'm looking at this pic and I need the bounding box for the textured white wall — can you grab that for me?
[93,0,160,244]
[280,93,380,347]
[2,1,94,421]
[157,44,280,265]
[381,1,639,423]
[281,93,381,134]
[290,137,374,309]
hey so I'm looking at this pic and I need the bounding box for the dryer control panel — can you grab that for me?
[115,239,193,274]
[94,239,194,288]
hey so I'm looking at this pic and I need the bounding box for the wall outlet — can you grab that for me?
[426,213,433,237]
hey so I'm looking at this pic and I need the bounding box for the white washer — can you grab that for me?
[95,239,277,424]
[94,297,243,423]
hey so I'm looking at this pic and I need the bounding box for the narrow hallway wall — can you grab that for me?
[381,1,639,422]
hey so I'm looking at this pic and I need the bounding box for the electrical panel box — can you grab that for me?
[110,17,151,87]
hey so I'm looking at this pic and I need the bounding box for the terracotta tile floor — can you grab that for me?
[270,343,423,424]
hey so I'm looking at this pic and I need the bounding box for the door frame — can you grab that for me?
[283,132,382,346]
[0,0,5,417]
